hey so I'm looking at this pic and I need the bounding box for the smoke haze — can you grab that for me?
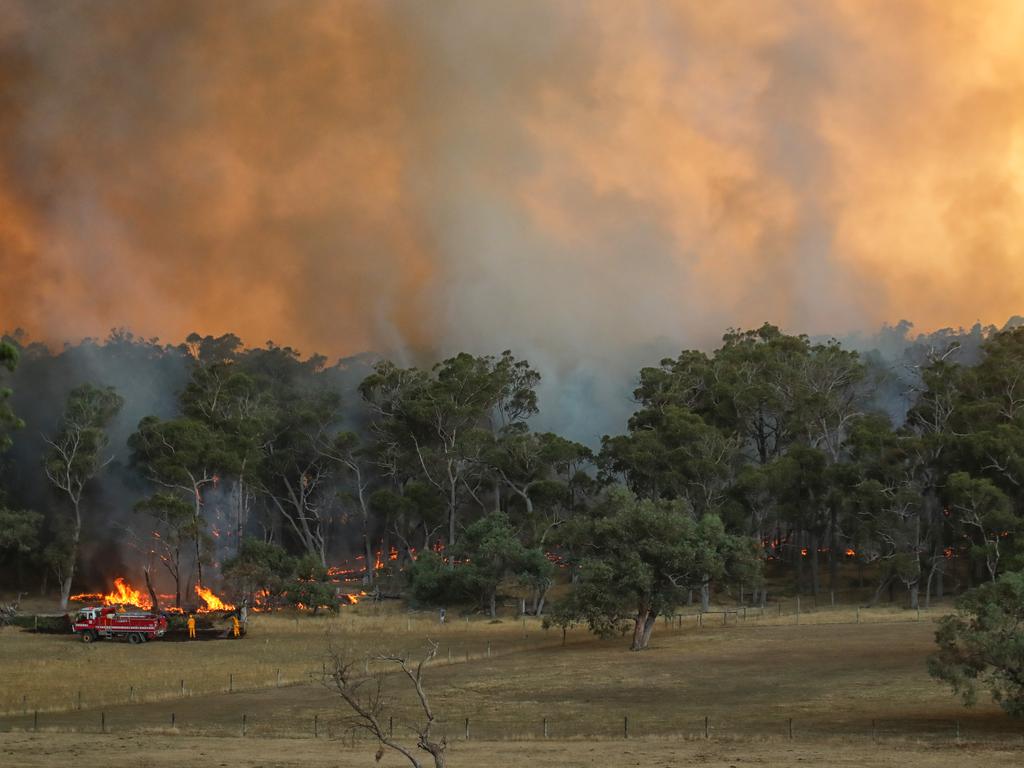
[2,1,1024,440]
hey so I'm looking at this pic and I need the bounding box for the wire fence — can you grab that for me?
[3,708,1022,747]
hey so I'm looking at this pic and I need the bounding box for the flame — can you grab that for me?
[194,585,235,613]
[845,548,857,557]
[71,577,153,610]
[251,588,272,612]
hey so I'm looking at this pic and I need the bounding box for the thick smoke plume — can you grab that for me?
[2,1,1024,440]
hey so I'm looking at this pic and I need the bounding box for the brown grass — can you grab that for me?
[2,600,1019,767]
[2,732,1024,768]
[0,605,568,714]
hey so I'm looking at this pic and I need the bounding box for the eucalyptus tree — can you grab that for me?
[326,430,379,582]
[451,512,551,618]
[554,487,757,650]
[259,386,344,565]
[360,352,541,551]
[43,384,123,609]
[0,340,22,452]
[929,571,1024,717]
[845,416,932,607]
[130,415,238,588]
[179,334,270,552]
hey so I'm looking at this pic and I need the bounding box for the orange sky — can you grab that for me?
[0,0,1022,362]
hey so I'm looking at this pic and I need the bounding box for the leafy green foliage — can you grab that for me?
[223,539,296,593]
[451,512,553,616]
[929,571,1024,716]
[0,340,22,452]
[555,487,759,650]
[283,578,340,614]
[0,508,42,553]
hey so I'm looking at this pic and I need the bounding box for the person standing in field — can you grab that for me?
[187,613,196,640]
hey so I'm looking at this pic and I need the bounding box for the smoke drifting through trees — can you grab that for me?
[1,318,1022,612]
[2,1,1024,434]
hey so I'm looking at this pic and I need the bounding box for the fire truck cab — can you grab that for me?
[72,605,168,644]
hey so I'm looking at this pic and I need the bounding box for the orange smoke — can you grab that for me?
[1,2,1023,358]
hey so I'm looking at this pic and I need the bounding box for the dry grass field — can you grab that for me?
[2,732,1023,768]
[0,603,567,714]
[2,599,1022,766]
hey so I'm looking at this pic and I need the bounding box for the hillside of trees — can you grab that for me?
[1,322,1023,660]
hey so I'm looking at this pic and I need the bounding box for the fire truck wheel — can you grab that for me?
[128,632,144,644]
[80,630,97,643]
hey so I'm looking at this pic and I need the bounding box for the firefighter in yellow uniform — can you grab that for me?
[231,615,241,639]
[187,613,196,640]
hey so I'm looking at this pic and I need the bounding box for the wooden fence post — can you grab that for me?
[241,714,247,737]
[77,690,82,710]
[871,718,876,741]
[704,716,709,739]
[624,715,629,739]
[180,679,185,697]
[171,712,176,729]
[543,717,549,738]
[788,717,793,740]
[389,716,393,737]
[796,597,801,625]
[229,673,233,693]
[101,712,105,734]
[276,668,281,687]
[129,685,134,703]
[486,641,491,657]
[314,714,318,738]
[464,718,470,740]
[33,710,38,731]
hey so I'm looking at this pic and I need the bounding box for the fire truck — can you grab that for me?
[71,605,168,644]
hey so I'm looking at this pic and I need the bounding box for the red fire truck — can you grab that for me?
[71,605,168,644]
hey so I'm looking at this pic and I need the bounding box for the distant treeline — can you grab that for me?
[1,322,1023,650]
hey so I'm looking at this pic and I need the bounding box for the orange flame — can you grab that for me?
[195,585,235,613]
[71,577,152,610]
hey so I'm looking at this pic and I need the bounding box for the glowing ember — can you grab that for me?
[195,585,235,612]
